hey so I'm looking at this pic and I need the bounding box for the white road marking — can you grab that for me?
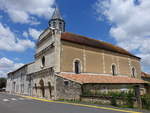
[11,98,17,100]
[3,99,9,102]
[2,97,25,102]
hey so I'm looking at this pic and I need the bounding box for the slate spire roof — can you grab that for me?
[51,6,63,20]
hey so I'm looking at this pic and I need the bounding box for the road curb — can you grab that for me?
[19,95,142,113]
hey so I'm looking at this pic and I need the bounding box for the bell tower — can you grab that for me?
[49,7,65,32]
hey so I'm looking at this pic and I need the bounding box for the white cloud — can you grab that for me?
[8,10,30,24]
[137,54,150,73]
[0,57,24,77]
[0,22,35,52]
[28,28,42,40]
[23,31,29,38]
[95,0,150,72]
[0,0,55,24]
[23,28,42,40]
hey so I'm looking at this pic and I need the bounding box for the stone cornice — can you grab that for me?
[36,31,52,48]
[27,67,54,78]
[34,43,55,59]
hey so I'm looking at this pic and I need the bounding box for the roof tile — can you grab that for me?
[141,72,150,78]
[58,73,145,84]
[61,32,140,59]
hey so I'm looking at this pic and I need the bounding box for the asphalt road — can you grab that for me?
[0,93,148,113]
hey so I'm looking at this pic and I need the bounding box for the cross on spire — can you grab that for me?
[49,6,65,32]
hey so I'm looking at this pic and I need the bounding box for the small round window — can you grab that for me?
[41,56,45,67]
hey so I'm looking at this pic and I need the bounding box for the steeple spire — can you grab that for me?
[49,6,65,32]
[52,7,63,20]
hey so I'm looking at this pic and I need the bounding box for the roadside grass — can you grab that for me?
[56,98,149,112]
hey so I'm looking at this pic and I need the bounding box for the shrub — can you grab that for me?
[110,93,117,106]
[0,77,7,89]
[125,90,135,108]
[83,90,135,107]
[141,94,150,110]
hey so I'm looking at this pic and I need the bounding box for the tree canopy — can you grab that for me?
[0,77,7,89]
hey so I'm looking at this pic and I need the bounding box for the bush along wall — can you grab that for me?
[81,90,137,108]
[141,94,150,110]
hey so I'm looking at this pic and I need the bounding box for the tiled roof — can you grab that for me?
[61,32,140,59]
[58,73,145,84]
[141,72,150,78]
[7,62,34,75]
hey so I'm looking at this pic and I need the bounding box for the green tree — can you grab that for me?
[0,77,7,89]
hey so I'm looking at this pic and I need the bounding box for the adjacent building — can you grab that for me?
[6,7,147,100]
[6,63,33,95]
[141,72,150,94]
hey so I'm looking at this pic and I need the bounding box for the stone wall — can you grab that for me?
[56,76,81,100]
[82,84,136,94]
[31,68,56,99]
[6,65,29,95]
[81,96,138,108]
[28,30,61,75]
[6,74,12,92]
[60,40,141,78]
[28,50,55,74]
[36,28,54,53]
[81,84,141,108]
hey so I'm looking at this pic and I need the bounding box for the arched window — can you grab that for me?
[59,22,62,26]
[74,60,80,74]
[59,22,63,31]
[53,21,56,28]
[112,64,117,76]
[41,56,45,67]
[132,67,136,78]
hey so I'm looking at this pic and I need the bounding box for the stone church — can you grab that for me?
[6,7,146,100]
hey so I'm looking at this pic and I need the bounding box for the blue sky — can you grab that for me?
[0,0,150,77]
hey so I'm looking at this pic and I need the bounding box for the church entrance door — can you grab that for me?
[48,82,52,98]
[39,79,45,97]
